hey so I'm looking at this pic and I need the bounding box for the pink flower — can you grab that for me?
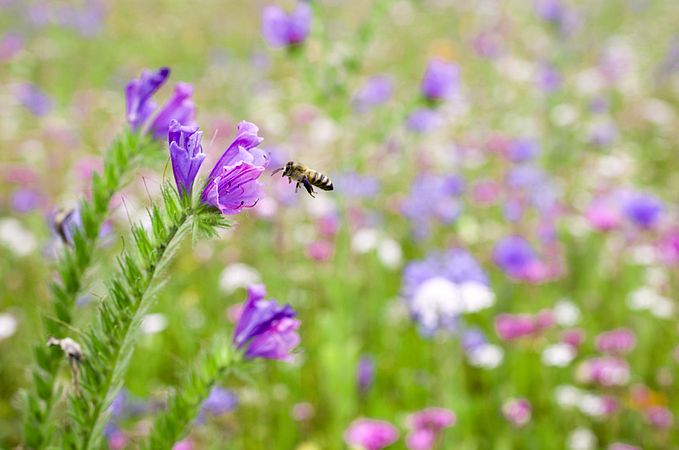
[306,240,334,261]
[586,198,622,231]
[344,418,399,450]
[646,406,673,429]
[405,407,455,450]
[576,357,630,387]
[502,398,531,427]
[173,439,194,450]
[595,328,635,354]
[495,310,554,341]
[561,328,586,348]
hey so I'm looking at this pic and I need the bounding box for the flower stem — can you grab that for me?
[23,131,158,450]
[144,339,240,450]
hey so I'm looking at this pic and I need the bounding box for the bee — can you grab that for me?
[271,161,334,198]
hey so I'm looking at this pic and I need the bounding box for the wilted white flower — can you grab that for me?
[219,263,261,294]
[554,300,580,326]
[568,428,597,450]
[0,313,18,341]
[0,218,37,256]
[542,343,576,367]
[467,344,504,369]
[141,313,168,334]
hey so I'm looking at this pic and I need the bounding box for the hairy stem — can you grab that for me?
[144,339,238,450]
[23,131,157,450]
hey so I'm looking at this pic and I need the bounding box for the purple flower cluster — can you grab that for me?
[344,419,399,450]
[261,3,312,48]
[233,284,300,361]
[402,174,464,239]
[125,67,196,139]
[353,75,394,113]
[420,59,459,102]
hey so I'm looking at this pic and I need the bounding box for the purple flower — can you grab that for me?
[353,75,394,113]
[261,3,312,48]
[420,59,459,101]
[125,67,170,131]
[357,356,375,394]
[233,284,300,361]
[507,138,540,163]
[537,63,561,93]
[595,328,635,354]
[402,174,464,239]
[149,83,196,139]
[406,108,442,133]
[200,387,238,416]
[502,398,531,427]
[200,121,268,215]
[16,83,52,116]
[589,121,618,147]
[462,328,487,352]
[333,172,380,199]
[11,188,41,213]
[406,408,455,450]
[645,406,673,429]
[344,418,399,450]
[495,311,554,341]
[621,191,663,228]
[493,236,538,279]
[0,32,23,61]
[168,119,205,198]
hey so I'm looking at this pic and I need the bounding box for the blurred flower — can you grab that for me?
[233,284,300,361]
[645,406,673,429]
[219,263,261,293]
[403,249,492,335]
[542,343,576,367]
[357,356,375,395]
[292,402,315,421]
[201,121,268,215]
[107,428,127,450]
[495,310,554,341]
[576,357,630,386]
[15,83,52,116]
[173,440,194,450]
[11,188,42,213]
[567,428,597,450]
[553,300,580,326]
[405,407,455,450]
[306,240,334,261]
[627,287,674,319]
[507,138,540,163]
[402,174,464,239]
[168,119,205,199]
[149,83,196,139]
[333,172,380,199]
[261,3,312,48]
[125,67,170,131]
[0,218,37,256]
[502,398,531,427]
[467,343,503,369]
[608,444,640,450]
[472,32,503,59]
[0,313,18,341]
[561,329,585,348]
[406,108,442,133]
[657,229,679,265]
[0,32,23,61]
[595,328,635,354]
[588,121,618,147]
[140,313,168,334]
[537,62,561,93]
[353,75,394,113]
[493,236,550,282]
[199,387,238,419]
[586,197,622,231]
[461,328,487,352]
[420,59,459,101]
[344,418,399,450]
[621,191,663,228]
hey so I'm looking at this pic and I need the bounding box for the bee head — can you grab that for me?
[271,161,295,178]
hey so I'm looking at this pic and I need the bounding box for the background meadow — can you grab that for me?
[1,0,679,449]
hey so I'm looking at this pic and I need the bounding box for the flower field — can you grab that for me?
[1,1,678,449]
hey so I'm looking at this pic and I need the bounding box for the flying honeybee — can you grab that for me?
[271,161,334,198]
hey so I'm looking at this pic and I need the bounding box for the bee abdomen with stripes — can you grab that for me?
[271,161,334,198]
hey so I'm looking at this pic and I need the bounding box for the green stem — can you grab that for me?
[144,340,239,450]
[65,189,197,450]
[23,131,156,450]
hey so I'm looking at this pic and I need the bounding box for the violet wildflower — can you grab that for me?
[0,32,23,61]
[493,236,542,281]
[200,121,269,215]
[149,83,196,139]
[16,83,52,116]
[196,387,238,423]
[344,418,399,450]
[406,108,442,133]
[502,398,531,427]
[595,328,635,354]
[420,59,459,102]
[402,174,464,239]
[507,138,540,163]
[125,67,170,131]
[621,191,664,228]
[168,119,205,199]
[588,121,618,147]
[261,3,312,48]
[537,62,561,93]
[353,75,394,113]
[645,406,673,429]
[406,407,455,450]
[11,188,41,213]
[233,284,300,361]
[357,356,375,395]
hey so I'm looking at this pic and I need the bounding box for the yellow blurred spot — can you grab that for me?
[295,442,320,450]
[428,40,456,61]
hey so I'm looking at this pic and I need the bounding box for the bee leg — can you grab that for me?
[302,177,316,198]
[295,182,300,193]
[289,178,292,184]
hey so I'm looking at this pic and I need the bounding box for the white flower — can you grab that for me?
[627,287,658,310]
[0,313,18,341]
[467,344,503,369]
[650,296,674,319]
[411,277,463,330]
[542,343,576,367]
[579,394,606,417]
[141,313,168,334]
[554,300,580,326]
[555,385,582,408]
[568,428,597,450]
[377,238,402,269]
[459,282,495,313]
[352,228,381,254]
[219,263,261,294]
[0,218,37,256]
